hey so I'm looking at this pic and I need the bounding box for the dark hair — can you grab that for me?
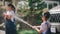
[42,12,50,20]
[8,4,15,12]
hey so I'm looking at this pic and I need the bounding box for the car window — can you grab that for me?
[49,13,60,22]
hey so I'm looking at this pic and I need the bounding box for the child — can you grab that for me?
[33,12,51,34]
[3,4,17,34]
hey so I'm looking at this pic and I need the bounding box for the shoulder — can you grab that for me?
[41,22,46,27]
[10,10,15,14]
[41,22,46,25]
[46,21,51,25]
[41,22,49,27]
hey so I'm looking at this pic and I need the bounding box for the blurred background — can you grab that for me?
[0,0,60,34]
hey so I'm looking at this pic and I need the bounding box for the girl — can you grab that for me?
[4,4,17,34]
[33,12,51,34]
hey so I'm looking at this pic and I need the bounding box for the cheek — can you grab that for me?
[6,7,9,10]
[42,17,43,20]
[6,7,11,10]
[42,17,45,20]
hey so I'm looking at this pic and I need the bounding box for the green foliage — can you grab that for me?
[25,0,29,2]
[34,11,43,25]
[17,0,46,25]
[29,0,46,10]
[18,30,38,34]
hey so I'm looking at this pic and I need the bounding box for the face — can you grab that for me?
[42,16,46,21]
[6,6,12,11]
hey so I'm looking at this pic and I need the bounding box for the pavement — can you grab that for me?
[0,30,5,34]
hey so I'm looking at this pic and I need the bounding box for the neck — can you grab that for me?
[43,20,47,22]
[7,10,12,11]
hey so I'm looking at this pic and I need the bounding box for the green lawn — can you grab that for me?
[17,30,38,34]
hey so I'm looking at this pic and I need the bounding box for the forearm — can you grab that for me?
[6,15,11,19]
[35,28,42,34]
[4,15,11,19]
[35,28,40,32]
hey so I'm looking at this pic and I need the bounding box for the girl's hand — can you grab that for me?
[6,15,11,19]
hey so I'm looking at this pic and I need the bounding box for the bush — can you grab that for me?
[18,30,38,34]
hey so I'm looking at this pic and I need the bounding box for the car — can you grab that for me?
[49,5,60,33]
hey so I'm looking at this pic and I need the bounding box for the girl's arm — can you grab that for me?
[3,12,12,19]
[33,26,40,28]
[4,14,12,19]
[6,15,12,19]
[34,27,43,34]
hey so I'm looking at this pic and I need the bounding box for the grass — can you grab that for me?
[17,29,38,34]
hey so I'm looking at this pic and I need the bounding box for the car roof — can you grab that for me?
[49,5,60,14]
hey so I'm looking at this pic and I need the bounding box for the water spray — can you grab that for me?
[14,15,34,29]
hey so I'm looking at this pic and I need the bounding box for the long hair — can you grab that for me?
[8,4,15,13]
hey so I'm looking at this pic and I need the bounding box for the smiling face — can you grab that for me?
[6,6,12,11]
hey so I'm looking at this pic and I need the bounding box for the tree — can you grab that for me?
[29,0,46,10]
[28,0,46,25]
[17,0,46,29]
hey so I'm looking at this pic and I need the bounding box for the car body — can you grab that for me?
[49,5,60,32]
